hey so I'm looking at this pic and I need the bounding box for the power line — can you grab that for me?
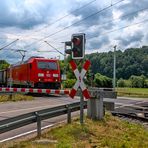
[20,6,148,45]
[44,19,148,56]
[38,0,125,40]
[53,6,148,41]
[5,0,97,40]
[44,41,65,56]
[0,39,19,50]
[0,0,125,48]
[87,19,148,39]
[3,20,147,62]
[24,0,126,49]
[29,0,97,35]
[37,50,57,52]
[16,18,147,62]
[0,47,21,62]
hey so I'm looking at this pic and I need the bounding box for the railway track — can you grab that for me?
[111,111,148,129]
[112,100,148,129]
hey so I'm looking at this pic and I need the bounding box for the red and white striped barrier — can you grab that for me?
[0,87,70,95]
[69,60,91,99]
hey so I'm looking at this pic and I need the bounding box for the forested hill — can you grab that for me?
[86,46,148,79]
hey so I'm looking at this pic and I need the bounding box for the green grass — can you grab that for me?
[0,94,33,102]
[1,113,148,148]
[116,87,148,98]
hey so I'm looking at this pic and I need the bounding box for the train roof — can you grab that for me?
[11,56,59,67]
[27,56,58,62]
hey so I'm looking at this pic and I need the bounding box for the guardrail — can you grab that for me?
[0,88,117,139]
[0,101,87,137]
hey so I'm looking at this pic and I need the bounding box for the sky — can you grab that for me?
[0,0,147,64]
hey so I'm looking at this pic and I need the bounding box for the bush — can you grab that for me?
[62,79,76,88]
[117,78,126,87]
[144,79,148,88]
[117,79,132,87]
[130,75,146,88]
[94,73,112,88]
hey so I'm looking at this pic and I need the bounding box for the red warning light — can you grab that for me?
[72,37,81,46]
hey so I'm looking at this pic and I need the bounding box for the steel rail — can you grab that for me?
[111,111,148,122]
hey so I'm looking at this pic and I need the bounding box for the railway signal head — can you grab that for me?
[65,41,72,54]
[71,33,85,59]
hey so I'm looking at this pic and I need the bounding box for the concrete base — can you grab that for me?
[87,97,103,120]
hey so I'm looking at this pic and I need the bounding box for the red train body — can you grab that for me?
[0,57,61,89]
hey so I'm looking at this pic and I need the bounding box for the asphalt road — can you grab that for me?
[0,95,80,142]
[0,95,147,142]
[0,95,78,121]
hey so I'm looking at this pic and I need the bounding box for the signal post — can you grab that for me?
[65,33,88,124]
[65,33,104,123]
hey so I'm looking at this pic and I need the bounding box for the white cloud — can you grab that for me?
[112,9,123,20]
[0,0,147,63]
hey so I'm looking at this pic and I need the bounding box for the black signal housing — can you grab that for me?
[71,33,85,59]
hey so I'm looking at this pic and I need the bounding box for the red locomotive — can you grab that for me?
[0,57,61,89]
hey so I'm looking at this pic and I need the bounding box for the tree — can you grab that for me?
[0,60,10,70]
[86,46,148,79]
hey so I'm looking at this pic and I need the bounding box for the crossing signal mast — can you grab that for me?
[64,33,89,124]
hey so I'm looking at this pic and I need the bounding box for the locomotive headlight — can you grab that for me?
[38,73,44,77]
[53,74,58,77]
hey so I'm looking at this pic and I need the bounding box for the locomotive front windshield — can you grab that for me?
[37,61,58,70]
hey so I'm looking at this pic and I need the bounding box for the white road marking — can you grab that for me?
[0,124,54,143]
[0,104,60,114]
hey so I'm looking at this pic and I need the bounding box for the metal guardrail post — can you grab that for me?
[9,94,13,100]
[35,112,41,138]
[66,105,71,124]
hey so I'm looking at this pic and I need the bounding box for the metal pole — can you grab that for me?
[67,105,71,124]
[10,66,12,88]
[64,53,66,80]
[35,112,41,138]
[113,45,116,90]
[80,90,84,124]
[16,50,27,62]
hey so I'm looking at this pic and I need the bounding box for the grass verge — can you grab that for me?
[0,94,33,102]
[116,87,148,98]
[1,113,148,148]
